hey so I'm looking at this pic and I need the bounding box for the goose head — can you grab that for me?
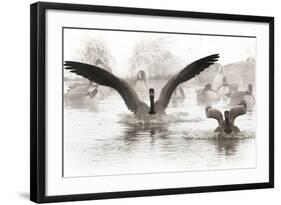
[88,84,99,98]
[224,110,229,120]
[204,83,212,91]
[222,76,228,86]
[137,70,146,81]
[247,84,253,95]
[216,64,224,74]
[148,88,156,115]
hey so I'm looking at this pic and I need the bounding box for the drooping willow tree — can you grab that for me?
[65,38,115,81]
[128,37,184,79]
[78,39,114,72]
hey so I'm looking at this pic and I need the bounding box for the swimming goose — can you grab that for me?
[64,59,112,106]
[205,100,247,136]
[172,85,186,101]
[212,65,225,90]
[217,76,231,100]
[64,54,219,120]
[134,70,149,92]
[197,83,220,105]
[229,84,255,106]
[64,81,99,106]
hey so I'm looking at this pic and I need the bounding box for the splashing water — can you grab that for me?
[64,80,256,177]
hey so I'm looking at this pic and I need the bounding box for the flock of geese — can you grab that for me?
[65,54,253,137]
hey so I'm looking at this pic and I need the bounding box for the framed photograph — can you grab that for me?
[30,2,274,203]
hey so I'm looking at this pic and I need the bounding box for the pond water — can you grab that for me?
[63,80,256,177]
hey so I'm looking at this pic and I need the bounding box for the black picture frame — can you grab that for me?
[30,1,274,203]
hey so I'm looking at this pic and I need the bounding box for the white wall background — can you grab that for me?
[0,0,279,204]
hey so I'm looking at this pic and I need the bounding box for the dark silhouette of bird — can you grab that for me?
[205,100,247,137]
[64,54,219,120]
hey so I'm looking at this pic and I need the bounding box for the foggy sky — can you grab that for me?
[64,28,256,78]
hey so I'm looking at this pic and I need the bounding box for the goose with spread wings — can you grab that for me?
[64,54,219,120]
[205,100,247,136]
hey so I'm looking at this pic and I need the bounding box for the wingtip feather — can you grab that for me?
[208,54,220,61]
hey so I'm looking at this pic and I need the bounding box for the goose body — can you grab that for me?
[205,100,247,137]
[64,82,99,106]
[64,59,112,107]
[217,77,231,100]
[212,68,224,90]
[64,54,219,120]
[197,84,220,105]
[134,70,149,94]
[218,85,230,99]
[172,85,186,100]
[135,81,148,92]
[229,84,255,106]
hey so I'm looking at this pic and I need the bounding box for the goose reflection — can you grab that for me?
[213,139,239,156]
[122,122,169,140]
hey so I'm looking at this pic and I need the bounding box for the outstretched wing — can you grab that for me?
[156,54,219,108]
[205,106,223,124]
[64,61,141,113]
[229,100,247,122]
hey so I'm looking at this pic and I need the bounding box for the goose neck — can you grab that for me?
[149,95,156,115]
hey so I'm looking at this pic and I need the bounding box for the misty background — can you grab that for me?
[64,28,256,85]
